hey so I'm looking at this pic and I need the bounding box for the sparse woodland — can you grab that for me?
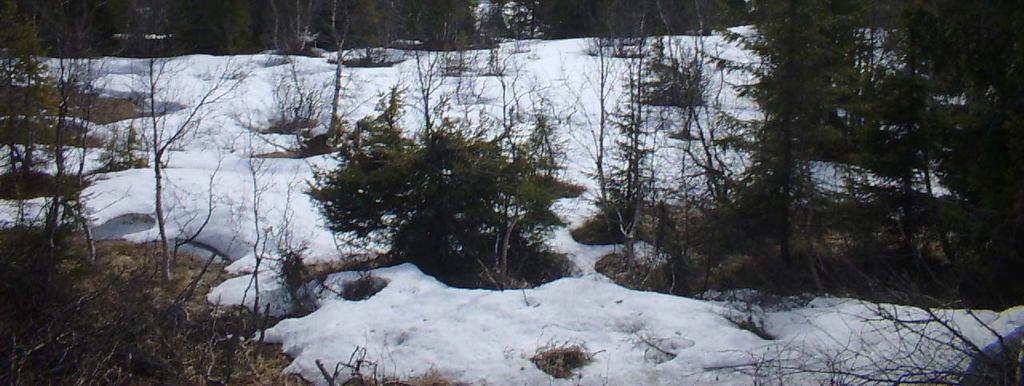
[2,0,1023,384]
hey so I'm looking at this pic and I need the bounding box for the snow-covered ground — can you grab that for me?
[260,264,1024,385]
[2,31,1021,384]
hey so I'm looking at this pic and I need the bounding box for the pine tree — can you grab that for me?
[0,0,54,184]
[98,123,147,172]
[727,0,862,278]
[175,0,254,54]
[401,0,477,50]
[311,91,565,282]
[914,0,1024,306]
[849,1,947,265]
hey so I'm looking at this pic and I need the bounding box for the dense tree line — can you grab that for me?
[618,0,1024,308]
[13,0,750,55]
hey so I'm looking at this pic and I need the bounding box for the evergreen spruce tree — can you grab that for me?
[0,0,54,185]
[727,0,862,279]
[914,0,1024,306]
[98,123,147,172]
[176,0,253,54]
[848,1,947,267]
[401,0,477,49]
[606,65,653,261]
[311,91,565,283]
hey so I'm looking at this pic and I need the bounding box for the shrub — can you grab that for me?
[97,123,148,172]
[0,226,73,320]
[594,252,682,294]
[0,233,304,385]
[515,251,575,286]
[310,91,567,285]
[641,38,707,109]
[278,248,317,315]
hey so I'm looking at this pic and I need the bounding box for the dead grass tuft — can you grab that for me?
[530,343,593,379]
[403,369,458,386]
[593,252,681,295]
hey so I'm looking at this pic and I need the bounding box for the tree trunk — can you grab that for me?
[499,216,521,275]
[778,0,799,268]
[154,156,172,280]
[329,0,345,139]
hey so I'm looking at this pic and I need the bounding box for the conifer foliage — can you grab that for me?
[726,0,860,277]
[311,90,567,284]
[0,0,54,186]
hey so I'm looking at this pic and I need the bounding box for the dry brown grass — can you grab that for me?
[2,85,142,149]
[569,216,623,246]
[530,343,593,379]
[93,241,309,385]
[1,235,308,386]
[593,252,681,294]
[80,94,144,125]
[403,369,458,386]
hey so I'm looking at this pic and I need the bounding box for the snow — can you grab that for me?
[1,32,1019,384]
[265,263,760,385]
[261,264,1024,385]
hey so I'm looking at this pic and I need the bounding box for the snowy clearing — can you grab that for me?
[3,31,1020,384]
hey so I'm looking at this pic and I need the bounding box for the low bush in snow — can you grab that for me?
[310,89,571,287]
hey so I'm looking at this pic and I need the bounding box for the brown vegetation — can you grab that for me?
[0,171,87,200]
[593,252,682,294]
[530,343,593,379]
[0,231,306,385]
[77,93,145,125]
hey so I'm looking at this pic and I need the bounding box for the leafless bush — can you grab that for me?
[718,297,1023,385]
[315,346,455,386]
[585,37,646,59]
[136,57,242,280]
[269,61,329,143]
[339,48,402,68]
[316,346,383,386]
[441,50,475,77]
[643,38,709,110]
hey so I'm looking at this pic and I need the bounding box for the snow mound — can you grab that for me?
[264,263,761,385]
[242,263,1024,385]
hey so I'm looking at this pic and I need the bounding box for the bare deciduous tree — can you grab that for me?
[138,57,242,280]
[412,51,450,134]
